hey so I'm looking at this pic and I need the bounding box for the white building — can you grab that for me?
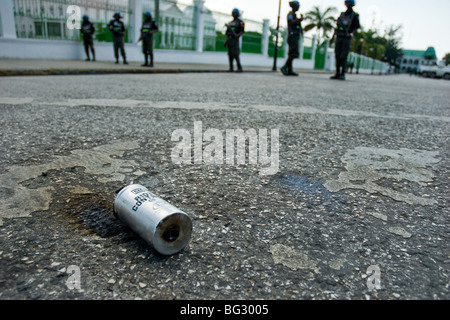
[397,47,438,74]
[183,4,216,51]
[11,0,217,49]
[12,0,131,41]
[143,0,217,50]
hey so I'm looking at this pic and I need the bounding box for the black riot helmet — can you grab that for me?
[289,1,300,10]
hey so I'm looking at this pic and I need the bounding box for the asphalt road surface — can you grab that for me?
[0,72,449,300]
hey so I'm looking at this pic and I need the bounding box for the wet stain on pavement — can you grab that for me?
[279,174,331,197]
[64,195,126,239]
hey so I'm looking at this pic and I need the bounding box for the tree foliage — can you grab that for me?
[352,29,385,60]
[444,53,450,66]
[303,6,337,43]
[350,25,403,67]
[383,25,403,67]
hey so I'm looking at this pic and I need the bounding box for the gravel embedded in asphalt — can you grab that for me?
[0,72,448,299]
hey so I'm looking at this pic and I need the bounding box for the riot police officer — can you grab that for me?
[331,0,360,80]
[80,15,95,61]
[108,12,128,65]
[139,12,159,67]
[225,8,245,72]
[281,1,303,76]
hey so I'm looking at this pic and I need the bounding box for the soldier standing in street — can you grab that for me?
[281,1,303,76]
[108,12,128,65]
[80,15,95,61]
[138,12,159,67]
[225,8,245,72]
[330,0,360,80]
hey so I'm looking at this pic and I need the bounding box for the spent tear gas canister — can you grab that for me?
[114,184,192,255]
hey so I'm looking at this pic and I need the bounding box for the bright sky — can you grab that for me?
[190,0,450,59]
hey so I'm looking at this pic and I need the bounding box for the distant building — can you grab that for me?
[12,0,217,49]
[13,0,131,40]
[397,47,437,73]
[183,5,217,51]
[143,0,217,50]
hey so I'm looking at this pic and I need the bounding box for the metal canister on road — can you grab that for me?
[114,184,192,255]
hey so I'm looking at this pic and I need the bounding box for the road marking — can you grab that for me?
[1,98,449,122]
[0,97,34,105]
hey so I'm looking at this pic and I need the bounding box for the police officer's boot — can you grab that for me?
[339,62,347,80]
[281,64,289,76]
[282,56,297,76]
[286,58,298,76]
[228,56,234,72]
[331,62,341,80]
[142,54,149,67]
[288,66,298,76]
[149,54,154,67]
[236,57,243,73]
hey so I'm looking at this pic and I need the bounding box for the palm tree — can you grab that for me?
[303,6,337,43]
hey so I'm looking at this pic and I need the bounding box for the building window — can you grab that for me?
[47,22,61,37]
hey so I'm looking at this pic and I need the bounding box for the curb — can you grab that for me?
[0,68,277,77]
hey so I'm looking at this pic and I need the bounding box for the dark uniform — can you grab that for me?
[282,2,303,76]
[332,6,360,79]
[140,16,158,67]
[108,14,128,64]
[80,17,95,61]
[225,12,245,72]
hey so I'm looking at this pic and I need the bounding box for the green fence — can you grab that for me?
[241,19,263,54]
[241,32,261,54]
[314,41,328,69]
[268,27,286,58]
[348,52,389,74]
[153,17,196,50]
[302,36,314,60]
